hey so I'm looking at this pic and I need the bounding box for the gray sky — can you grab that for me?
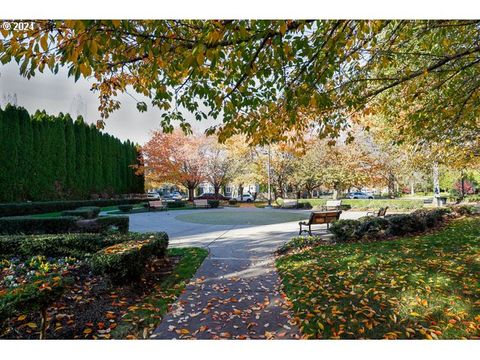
[0,62,215,144]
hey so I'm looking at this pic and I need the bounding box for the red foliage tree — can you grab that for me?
[139,130,206,201]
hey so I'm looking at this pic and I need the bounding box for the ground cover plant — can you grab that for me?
[276,217,480,339]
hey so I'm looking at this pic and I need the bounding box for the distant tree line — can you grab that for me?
[0,105,144,202]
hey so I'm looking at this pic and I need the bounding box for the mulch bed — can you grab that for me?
[0,256,180,339]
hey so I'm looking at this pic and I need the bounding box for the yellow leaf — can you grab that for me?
[17,315,27,321]
[317,321,325,331]
[180,328,190,334]
[83,328,92,334]
[26,322,37,329]
[197,51,205,66]
[40,36,48,52]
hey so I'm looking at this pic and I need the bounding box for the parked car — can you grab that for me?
[347,191,374,199]
[238,193,255,203]
[147,192,160,200]
[171,191,184,200]
[196,193,230,200]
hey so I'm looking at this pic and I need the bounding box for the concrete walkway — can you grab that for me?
[128,207,365,339]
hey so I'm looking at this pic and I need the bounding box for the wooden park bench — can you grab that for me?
[366,207,388,217]
[148,200,166,211]
[299,210,342,235]
[321,200,342,211]
[282,199,298,208]
[193,199,210,208]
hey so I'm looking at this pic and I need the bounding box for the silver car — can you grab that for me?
[147,192,161,200]
[347,191,374,199]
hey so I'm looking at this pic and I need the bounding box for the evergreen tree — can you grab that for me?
[74,116,87,198]
[2,105,20,201]
[0,107,144,202]
[64,114,76,197]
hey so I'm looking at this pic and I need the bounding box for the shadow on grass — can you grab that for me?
[276,217,480,339]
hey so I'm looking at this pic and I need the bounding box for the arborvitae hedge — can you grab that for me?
[0,105,144,202]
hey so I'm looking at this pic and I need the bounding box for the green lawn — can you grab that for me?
[30,205,128,218]
[175,210,309,225]
[276,217,480,339]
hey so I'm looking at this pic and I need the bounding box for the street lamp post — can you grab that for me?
[265,144,272,208]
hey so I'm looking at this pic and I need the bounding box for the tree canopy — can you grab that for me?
[1,20,479,146]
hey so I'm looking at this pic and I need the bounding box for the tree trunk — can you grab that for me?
[332,184,338,200]
[388,173,396,199]
[188,186,195,202]
[238,184,243,200]
[432,162,440,205]
[410,179,415,195]
[213,184,220,195]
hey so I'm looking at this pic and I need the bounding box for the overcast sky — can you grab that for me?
[0,62,216,145]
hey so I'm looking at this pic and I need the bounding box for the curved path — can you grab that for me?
[128,207,363,339]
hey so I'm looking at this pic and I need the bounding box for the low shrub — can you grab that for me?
[0,198,144,217]
[356,216,390,239]
[329,219,361,242]
[385,213,426,236]
[0,216,80,235]
[0,233,131,259]
[277,235,324,254]
[329,208,456,243]
[412,208,451,228]
[450,204,477,216]
[166,201,186,209]
[89,232,169,284]
[296,202,312,209]
[118,204,133,213]
[228,199,238,206]
[76,216,129,234]
[0,274,72,338]
[464,195,480,203]
[61,206,100,219]
[207,200,220,208]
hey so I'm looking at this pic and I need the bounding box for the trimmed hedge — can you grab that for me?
[0,198,144,217]
[299,198,424,210]
[0,233,132,259]
[0,216,80,235]
[118,204,133,213]
[61,206,100,219]
[89,232,169,284]
[0,215,129,235]
[329,207,455,243]
[76,216,129,234]
[228,199,238,206]
[207,200,220,208]
[166,201,186,209]
[296,201,312,209]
